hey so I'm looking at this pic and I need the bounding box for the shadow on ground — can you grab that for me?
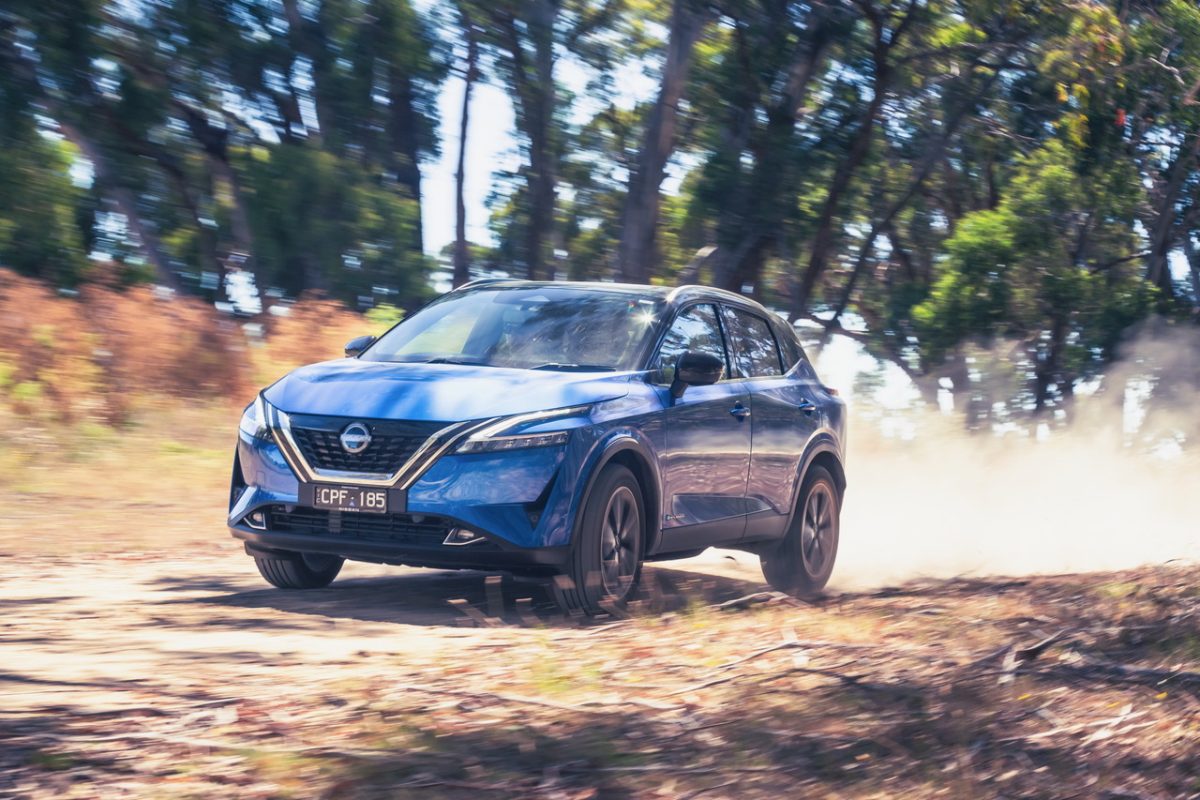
[189,563,769,628]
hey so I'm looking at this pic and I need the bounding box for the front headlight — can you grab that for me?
[457,430,570,454]
[455,406,589,454]
[239,394,272,441]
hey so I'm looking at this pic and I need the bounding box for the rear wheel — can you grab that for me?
[557,464,644,615]
[254,551,344,589]
[760,465,840,597]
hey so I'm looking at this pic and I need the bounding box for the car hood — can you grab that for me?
[263,358,635,421]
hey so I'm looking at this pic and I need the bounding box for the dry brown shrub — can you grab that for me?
[0,270,382,423]
[0,272,102,420]
[260,293,366,375]
[0,268,252,422]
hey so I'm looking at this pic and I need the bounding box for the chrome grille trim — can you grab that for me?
[265,403,500,488]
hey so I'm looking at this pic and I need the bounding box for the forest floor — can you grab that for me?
[2,402,1199,798]
[3,547,1198,799]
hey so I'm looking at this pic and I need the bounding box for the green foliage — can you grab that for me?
[0,133,89,284]
[1,0,1198,419]
[913,208,1017,363]
[913,140,1153,390]
[243,144,433,303]
[365,303,406,331]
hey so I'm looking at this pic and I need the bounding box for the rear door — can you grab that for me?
[720,305,818,542]
[651,303,752,551]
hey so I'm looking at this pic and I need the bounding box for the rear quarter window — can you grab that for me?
[772,317,805,373]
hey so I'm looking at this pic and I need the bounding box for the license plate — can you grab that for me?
[310,484,388,514]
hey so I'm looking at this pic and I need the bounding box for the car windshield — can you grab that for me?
[361,286,665,372]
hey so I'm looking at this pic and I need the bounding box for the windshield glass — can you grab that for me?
[361,286,665,371]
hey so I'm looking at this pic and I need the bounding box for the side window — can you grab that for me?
[651,304,727,384]
[723,307,783,378]
[773,318,804,373]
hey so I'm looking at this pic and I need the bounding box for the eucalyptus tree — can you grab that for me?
[616,0,714,284]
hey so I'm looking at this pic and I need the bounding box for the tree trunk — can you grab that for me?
[498,2,559,280]
[709,6,837,292]
[57,120,179,291]
[453,14,479,288]
[790,77,887,317]
[828,224,880,330]
[526,0,557,281]
[1145,132,1200,295]
[617,0,709,283]
[176,105,258,295]
[389,66,426,255]
[281,0,335,141]
[1034,316,1067,415]
[1183,228,1200,306]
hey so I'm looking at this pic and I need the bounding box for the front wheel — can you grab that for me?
[557,464,645,616]
[254,551,344,589]
[760,465,840,597]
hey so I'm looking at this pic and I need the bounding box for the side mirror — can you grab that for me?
[344,335,376,358]
[670,350,724,398]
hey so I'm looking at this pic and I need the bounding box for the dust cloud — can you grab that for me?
[824,324,1200,590]
[833,422,1198,589]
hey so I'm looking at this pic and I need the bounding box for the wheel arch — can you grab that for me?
[783,435,847,532]
[808,450,846,497]
[573,435,663,557]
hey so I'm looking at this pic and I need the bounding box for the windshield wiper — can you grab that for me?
[419,357,488,366]
[531,362,616,372]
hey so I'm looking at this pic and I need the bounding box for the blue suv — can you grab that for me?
[229,281,847,613]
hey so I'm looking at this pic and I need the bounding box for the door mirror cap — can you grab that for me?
[670,350,725,398]
[344,335,376,358]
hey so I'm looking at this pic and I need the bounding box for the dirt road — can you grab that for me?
[4,542,1199,799]
[1,547,766,714]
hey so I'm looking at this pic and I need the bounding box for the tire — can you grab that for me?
[760,465,840,598]
[254,551,344,589]
[557,464,645,616]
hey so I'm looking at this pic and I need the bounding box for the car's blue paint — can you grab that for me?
[408,448,566,548]
[264,358,633,420]
[236,431,297,497]
[228,280,847,572]
[740,369,824,530]
[655,378,752,532]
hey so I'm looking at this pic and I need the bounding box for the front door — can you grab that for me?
[651,303,752,552]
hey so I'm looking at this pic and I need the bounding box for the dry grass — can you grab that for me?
[0,271,387,555]
[3,564,1197,798]
[0,268,372,424]
[0,398,234,555]
[3,271,1198,798]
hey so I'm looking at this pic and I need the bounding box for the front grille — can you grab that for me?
[267,506,490,548]
[288,416,446,474]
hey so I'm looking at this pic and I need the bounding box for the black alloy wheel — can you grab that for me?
[760,465,840,597]
[557,464,645,615]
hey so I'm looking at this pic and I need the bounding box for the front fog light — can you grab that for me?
[443,528,485,546]
[246,510,267,530]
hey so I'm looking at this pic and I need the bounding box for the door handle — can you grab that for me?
[798,398,817,415]
[729,403,751,420]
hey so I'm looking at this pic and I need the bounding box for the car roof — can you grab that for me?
[454,279,771,316]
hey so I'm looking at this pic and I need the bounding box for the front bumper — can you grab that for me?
[228,425,579,571]
[233,528,568,572]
